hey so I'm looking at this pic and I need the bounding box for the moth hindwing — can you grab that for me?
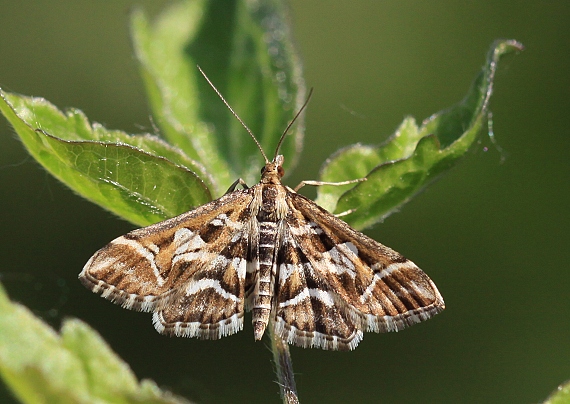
[80,153,445,351]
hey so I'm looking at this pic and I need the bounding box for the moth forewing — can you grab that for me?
[268,190,444,350]
[79,189,253,328]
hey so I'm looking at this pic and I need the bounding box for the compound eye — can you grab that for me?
[277,166,285,178]
[260,166,266,175]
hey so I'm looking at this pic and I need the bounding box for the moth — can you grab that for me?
[80,71,444,351]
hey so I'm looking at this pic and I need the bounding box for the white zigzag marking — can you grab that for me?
[211,213,241,230]
[113,236,165,287]
[184,278,240,302]
[174,228,206,255]
[360,262,408,304]
[278,288,336,308]
[316,243,358,278]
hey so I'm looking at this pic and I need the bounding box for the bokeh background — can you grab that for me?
[0,1,568,403]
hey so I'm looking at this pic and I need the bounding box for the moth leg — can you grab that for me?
[334,208,357,218]
[293,177,366,192]
[226,178,249,193]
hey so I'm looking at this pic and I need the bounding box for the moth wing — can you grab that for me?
[276,192,444,349]
[151,227,249,340]
[273,225,363,350]
[79,189,253,318]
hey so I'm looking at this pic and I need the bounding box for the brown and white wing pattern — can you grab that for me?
[79,189,253,340]
[273,192,445,350]
[80,153,444,349]
[273,225,364,350]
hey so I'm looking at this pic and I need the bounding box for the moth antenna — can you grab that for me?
[197,65,269,163]
[273,87,313,159]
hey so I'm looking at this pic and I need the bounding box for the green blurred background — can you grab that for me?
[0,1,568,403]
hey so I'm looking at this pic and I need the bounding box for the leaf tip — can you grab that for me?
[491,39,524,57]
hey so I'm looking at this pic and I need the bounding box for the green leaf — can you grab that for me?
[0,90,212,227]
[315,39,524,230]
[0,283,189,404]
[0,0,306,228]
[131,0,306,189]
[544,380,570,404]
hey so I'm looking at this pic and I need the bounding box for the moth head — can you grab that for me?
[261,155,285,183]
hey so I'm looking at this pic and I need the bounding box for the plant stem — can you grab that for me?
[269,323,299,404]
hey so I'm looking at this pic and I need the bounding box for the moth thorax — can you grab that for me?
[258,185,280,221]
